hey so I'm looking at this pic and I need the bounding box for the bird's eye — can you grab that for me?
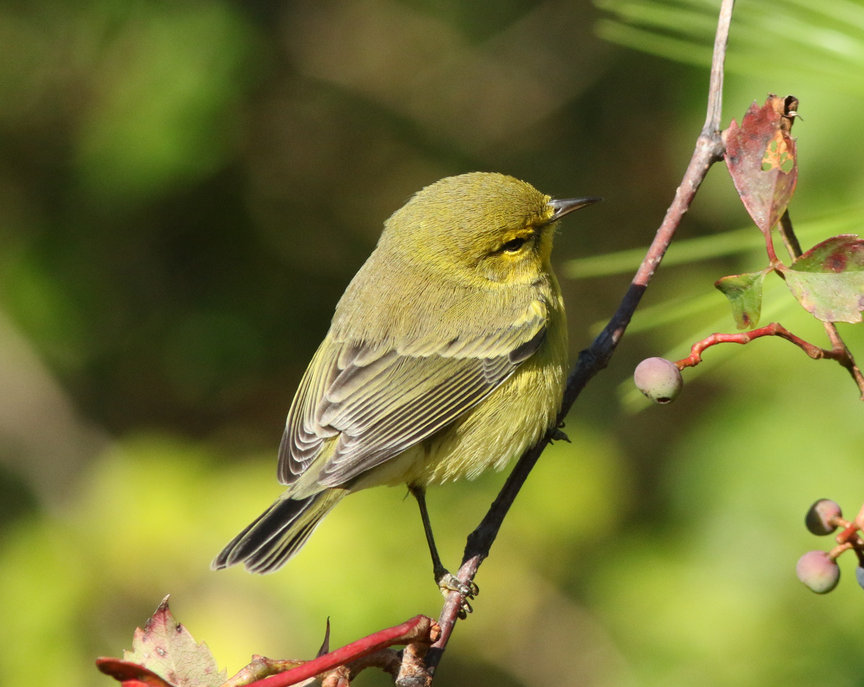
[501,237,527,253]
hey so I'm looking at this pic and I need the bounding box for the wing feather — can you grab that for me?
[277,304,548,487]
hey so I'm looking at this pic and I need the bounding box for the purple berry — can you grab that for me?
[633,357,683,404]
[805,499,842,536]
[796,550,840,593]
[856,566,864,591]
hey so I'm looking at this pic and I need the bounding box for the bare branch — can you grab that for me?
[703,0,735,136]
[238,615,438,687]
[424,0,736,678]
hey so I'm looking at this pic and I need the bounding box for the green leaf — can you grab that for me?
[780,234,864,323]
[714,270,767,329]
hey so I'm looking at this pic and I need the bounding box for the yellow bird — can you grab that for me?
[213,172,598,595]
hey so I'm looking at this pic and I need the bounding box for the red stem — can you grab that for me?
[242,615,436,687]
[675,322,841,369]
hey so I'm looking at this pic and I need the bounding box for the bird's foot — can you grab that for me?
[550,427,570,443]
[436,569,479,619]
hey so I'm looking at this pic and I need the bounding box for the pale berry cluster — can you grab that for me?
[796,499,864,594]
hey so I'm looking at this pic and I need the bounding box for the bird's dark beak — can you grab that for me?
[548,196,602,221]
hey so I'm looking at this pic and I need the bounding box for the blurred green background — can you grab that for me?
[1,0,864,685]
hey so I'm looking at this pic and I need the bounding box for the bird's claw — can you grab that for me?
[550,427,570,443]
[457,600,473,619]
[436,570,479,618]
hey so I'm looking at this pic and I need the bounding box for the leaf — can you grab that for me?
[779,234,864,323]
[724,94,798,236]
[714,270,767,329]
[98,596,226,687]
[790,234,864,273]
[96,658,177,687]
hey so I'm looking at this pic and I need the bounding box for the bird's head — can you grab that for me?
[381,172,599,286]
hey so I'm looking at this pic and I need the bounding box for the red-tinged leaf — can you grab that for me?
[724,94,798,236]
[101,596,226,687]
[714,270,767,329]
[96,658,177,687]
[791,234,864,273]
[779,234,864,323]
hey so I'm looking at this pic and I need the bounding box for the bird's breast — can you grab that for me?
[403,289,567,486]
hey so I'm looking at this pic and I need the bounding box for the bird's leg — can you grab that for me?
[408,485,477,616]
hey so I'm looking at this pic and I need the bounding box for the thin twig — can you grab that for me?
[674,322,846,369]
[424,0,736,679]
[778,209,803,259]
[823,324,864,398]
[703,0,734,136]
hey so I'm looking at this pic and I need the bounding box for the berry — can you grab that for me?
[796,550,840,594]
[856,566,864,591]
[633,357,683,404]
[805,499,842,536]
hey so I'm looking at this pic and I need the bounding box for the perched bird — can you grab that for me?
[212,172,598,597]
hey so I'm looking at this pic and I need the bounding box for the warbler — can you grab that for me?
[213,172,598,594]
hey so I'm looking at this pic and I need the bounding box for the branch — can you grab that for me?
[237,615,438,687]
[423,0,736,679]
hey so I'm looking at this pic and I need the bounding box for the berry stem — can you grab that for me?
[675,323,844,370]
[828,541,855,560]
[835,522,860,546]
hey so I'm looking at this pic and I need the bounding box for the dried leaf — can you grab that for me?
[724,95,798,236]
[714,270,767,329]
[780,234,864,323]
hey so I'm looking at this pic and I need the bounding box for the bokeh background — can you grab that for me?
[2,0,864,685]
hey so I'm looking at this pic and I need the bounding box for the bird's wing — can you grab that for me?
[277,303,547,488]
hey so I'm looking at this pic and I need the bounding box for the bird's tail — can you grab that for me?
[212,488,346,574]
